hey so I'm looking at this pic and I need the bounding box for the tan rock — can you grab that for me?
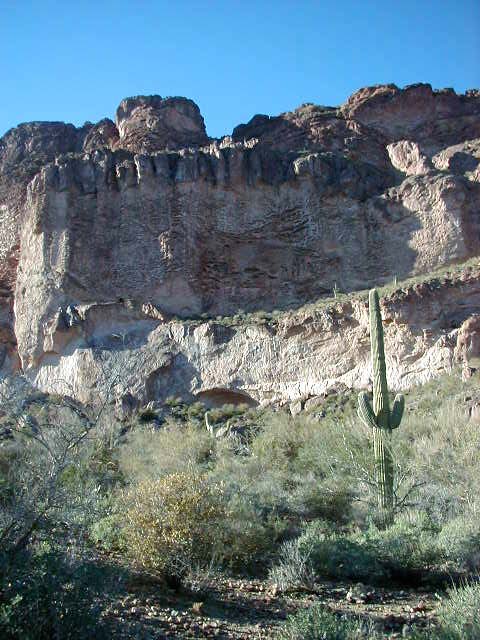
[455,315,480,364]
[387,140,432,175]
[0,84,479,407]
[432,139,480,175]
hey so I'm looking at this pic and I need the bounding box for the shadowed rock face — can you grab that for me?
[341,84,480,147]
[1,84,480,407]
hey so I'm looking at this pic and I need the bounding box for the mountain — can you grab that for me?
[1,83,479,412]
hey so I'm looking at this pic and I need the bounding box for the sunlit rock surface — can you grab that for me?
[1,83,480,408]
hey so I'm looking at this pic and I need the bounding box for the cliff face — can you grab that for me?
[2,84,480,409]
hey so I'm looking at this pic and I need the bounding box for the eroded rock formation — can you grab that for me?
[1,84,480,409]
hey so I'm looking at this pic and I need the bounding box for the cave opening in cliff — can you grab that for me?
[195,387,259,408]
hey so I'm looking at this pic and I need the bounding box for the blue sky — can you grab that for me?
[1,0,478,138]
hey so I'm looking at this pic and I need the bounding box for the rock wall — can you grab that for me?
[1,83,480,408]
[27,266,480,411]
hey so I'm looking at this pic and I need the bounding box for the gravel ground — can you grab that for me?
[100,572,441,639]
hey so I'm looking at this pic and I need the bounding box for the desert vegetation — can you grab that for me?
[0,363,479,638]
[0,291,479,639]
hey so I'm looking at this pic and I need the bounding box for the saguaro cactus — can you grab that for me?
[358,289,405,528]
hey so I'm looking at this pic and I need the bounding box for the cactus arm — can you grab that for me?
[390,394,405,429]
[357,392,377,430]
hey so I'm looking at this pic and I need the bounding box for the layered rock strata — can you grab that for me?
[1,84,479,408]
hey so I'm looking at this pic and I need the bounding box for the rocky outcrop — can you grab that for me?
[115,96,209,153]
[386,140,432,175]
[341,84,480,149]
[455,314,480,365]
[432,139,480,179]
[25,265,480,410]
[1,83,480,408]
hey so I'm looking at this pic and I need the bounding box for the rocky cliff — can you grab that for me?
[1,83,480,410]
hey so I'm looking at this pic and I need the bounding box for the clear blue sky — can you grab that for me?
[1,0,478,139]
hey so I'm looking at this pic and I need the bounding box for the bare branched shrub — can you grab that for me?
[0,379,106,559]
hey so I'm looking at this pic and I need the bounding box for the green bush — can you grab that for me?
[137,407,158,423]
[120,472,227,575]
[411,582,480,640]
[251,412,314,468]
[436,515,480,571]
[363,513,441,576]
[279,604,377,639]
[269,536,317,591]
[118,422,213,482]
[89,507,125,552]
[304,533,387,583]
[247,412,358,524]
[219,489,285,568]
[395,380,480,522]
[271,520,386,587]
[434,582,480,640]
[271,514,445,588]
[0,546,118,640]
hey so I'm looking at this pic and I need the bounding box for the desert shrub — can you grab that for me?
[271,514,445,588]
[97,371,480,583]
[187,401,206,420]
[163,395,183,407]
[118,422,213,482]
[363,512,441,575]
[88,494,126,552]
[271,520,387,586]
[251,412,315,468]
[161,396,195,421]
[279,604,377,639]
[207,403,251,424]
[218,487,285,568]
[207,454,292,564]
[213,450,290,515]
[290,411,374,523]
[120,472,227,575]
[269,535,317,591]
[307,534,387,583]
[0,388,126,636]
[436,515,480,571]
[411,582,480,640]
[248,412,359,524]
[138,407,158,423]
[0,545,118,640]
[288,472,355,523]
[89,512,125,552]
[269,519,333,590]
[0,409,110,561]
[434,582,480,640]
[394,379,480,521]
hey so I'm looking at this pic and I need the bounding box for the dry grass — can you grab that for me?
[117,420,213,483]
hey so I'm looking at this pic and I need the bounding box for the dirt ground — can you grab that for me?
[102,572,441,639]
